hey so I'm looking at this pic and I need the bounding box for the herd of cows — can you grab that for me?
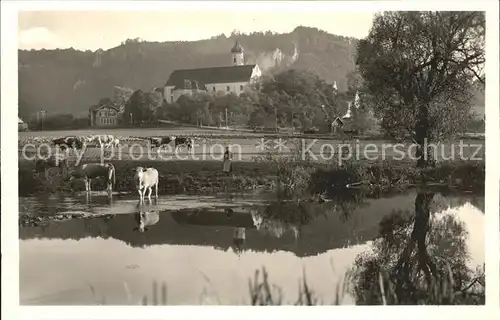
[30,134,199,203]
[51,134,195,152]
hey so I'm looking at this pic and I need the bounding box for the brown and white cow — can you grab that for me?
[147,136,175,149]
[70,162,116,194]
[173,136,194,152]
[88,134,115,148]
[52,136,86,152]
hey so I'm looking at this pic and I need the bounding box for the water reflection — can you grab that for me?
[19,196,399,256]
[84,192,114,207]
[349,192,485,305]
[134,201,160,233]
[19,190,484,305]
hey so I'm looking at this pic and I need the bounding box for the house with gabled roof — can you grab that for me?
[163,40,262,103]
[89,99,120,127]
[18,117,29,132]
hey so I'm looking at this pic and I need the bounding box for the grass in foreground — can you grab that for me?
[87,265,484,305]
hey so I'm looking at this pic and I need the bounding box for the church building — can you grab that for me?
[163,40,262,103]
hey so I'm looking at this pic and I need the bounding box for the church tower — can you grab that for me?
[231,40,244,66]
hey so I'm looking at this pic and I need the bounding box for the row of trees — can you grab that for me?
[120,69,376,133]
[104,69,373,132]
[26,113,89,131]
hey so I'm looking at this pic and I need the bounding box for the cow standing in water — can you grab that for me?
[134,166,159,203]
[70,163,116,195]
[33,154,69,180]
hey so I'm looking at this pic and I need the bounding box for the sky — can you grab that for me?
[18,11,375,51]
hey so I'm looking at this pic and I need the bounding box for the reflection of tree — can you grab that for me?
[349,192,485,305]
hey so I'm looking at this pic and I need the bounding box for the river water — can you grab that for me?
[19,191,484,305]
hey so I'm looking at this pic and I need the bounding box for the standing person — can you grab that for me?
[222,146,232,174]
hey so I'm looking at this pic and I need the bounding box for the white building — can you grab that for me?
[163,40,262,103]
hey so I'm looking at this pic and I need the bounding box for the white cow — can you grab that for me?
[88,134,115,148]
[109,138,120,148]
[134,166,159,203]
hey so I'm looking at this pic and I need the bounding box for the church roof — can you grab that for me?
[89,102,120,112]
[231,40,243,53]
[165,65,256,87]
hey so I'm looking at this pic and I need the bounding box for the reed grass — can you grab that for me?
[87,265,484,306]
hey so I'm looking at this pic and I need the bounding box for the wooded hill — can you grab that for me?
[18,26,358,118]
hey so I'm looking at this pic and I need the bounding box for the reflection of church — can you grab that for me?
[22,198,417,257]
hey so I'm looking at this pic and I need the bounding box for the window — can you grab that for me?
[227,86,230,92]
[213,87,216,92]
[240,85,244,91]
[233,57,236,63]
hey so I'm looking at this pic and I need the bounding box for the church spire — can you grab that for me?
[231,40,244,66]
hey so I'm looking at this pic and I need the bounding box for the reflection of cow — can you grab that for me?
[134,166,159,203]
[173,137,194,151]
[134,210,160,232]
[33,154,69,180]
[70,163,116,194]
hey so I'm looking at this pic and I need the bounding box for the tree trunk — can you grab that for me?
[415,102,432,169]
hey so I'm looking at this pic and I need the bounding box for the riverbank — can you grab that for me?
[19,158,485,198]
[19,193,485,305]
